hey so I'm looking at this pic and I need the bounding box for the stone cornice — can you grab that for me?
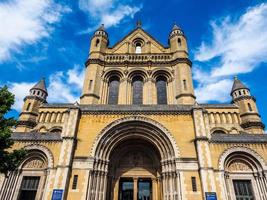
[175,93,196,99]
[19,111,38,117]
[80,104,193,115]
[210,133,267,143]
[241,121,265,129]
[80,93,100,99]
[23,95,47,103]
[11,132,62,142]
[194,136,209,142]
[232,95,256,103]
[85,57,192,67]
[239,112,261,118]
[17,120,37,128]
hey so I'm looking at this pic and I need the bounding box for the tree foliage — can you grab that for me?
[0,86,26,176]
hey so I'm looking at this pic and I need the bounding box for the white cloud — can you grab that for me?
[8,65,84,111]
[193,3,267,103]
[79,0,142,31]
[0,0,70,62]
[9,82,35,111]
[67,64,85,89]
[195,78,233,103]
[48,66,85,103]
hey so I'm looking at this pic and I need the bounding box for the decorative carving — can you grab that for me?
[24,158,46,169]
[90,116,180,159]
[24,144,54,168]
[218,146,267,171]
[228,161,252,172]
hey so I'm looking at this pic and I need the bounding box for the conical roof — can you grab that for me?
[31,78,47,94]
[172,24,182,31]
[169,23,184,38]
[97,24,105,31]
[231,76,249,94]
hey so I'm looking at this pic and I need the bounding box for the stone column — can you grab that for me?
[52,107,80,199]
[224,173,232,200]
[134,177,138,200]
[118,77,128,104]
[193,106,217,199]
[254,174,264,200]
[152,178,158,200]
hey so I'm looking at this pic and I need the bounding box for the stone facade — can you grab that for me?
[0,23,267,200]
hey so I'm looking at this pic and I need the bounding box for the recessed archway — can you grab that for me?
[219,147,267,200]
[87,116,181,200]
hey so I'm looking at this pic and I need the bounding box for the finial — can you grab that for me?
[136,20,142,28]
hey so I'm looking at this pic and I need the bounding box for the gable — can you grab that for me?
[106,28,170,54]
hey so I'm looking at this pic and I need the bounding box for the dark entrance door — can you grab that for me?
[119,178,134,200]
[138,179,151,200]
[18,176,40,200]
[233,180,254,200]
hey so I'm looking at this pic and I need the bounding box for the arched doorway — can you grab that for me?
[219,148,267,200]
[87,117,181,200]
[108,140,161,200]
[0,145,53,200]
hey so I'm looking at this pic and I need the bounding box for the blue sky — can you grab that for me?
[0,0,267,128]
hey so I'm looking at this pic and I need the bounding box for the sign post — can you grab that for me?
[52,189,64,200]
[205,192,217,200]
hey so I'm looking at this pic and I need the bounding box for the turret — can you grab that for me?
[80,25,109,104]
[16,78,48,132]
[231,76,264,133]
[89,24,109,58]
[169,24,188,57]
[169,24,195,104]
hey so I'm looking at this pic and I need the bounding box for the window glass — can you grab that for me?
[156,77,167,104]
[108,76,120,104]
[135,43,142,53]
[132,76,143,104]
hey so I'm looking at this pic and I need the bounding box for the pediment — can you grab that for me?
[107,28,169,54]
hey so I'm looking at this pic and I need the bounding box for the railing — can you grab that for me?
[104,53,173,63]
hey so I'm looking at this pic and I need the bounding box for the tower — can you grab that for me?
[16,78,48,132]
[231,76,264,133]
[80,24,109,104]
[169,24,195,104]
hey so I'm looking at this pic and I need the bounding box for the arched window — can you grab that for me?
[95,39,100,47]
[132,76,143,104]
[156,76,167,104]
[108,76,120,105]
[135,42,142,54]
[239,90,242,95]
[26,103,31,111]
[248,103,253,111]
[178,38,182,46]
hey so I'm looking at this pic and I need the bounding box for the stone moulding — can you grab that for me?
[85,57,192,67]
[80,104,193,115]
[210,133,267,143]
[23,144,55,169]
[90,116,181,159]
[218,146,267,171]
[11,132,62,142]
[241,121,265,129]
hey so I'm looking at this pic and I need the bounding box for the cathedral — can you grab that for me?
[1,22,267,200]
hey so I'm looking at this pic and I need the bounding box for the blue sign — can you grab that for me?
[206,192,217,200]
[52,189,63,200]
